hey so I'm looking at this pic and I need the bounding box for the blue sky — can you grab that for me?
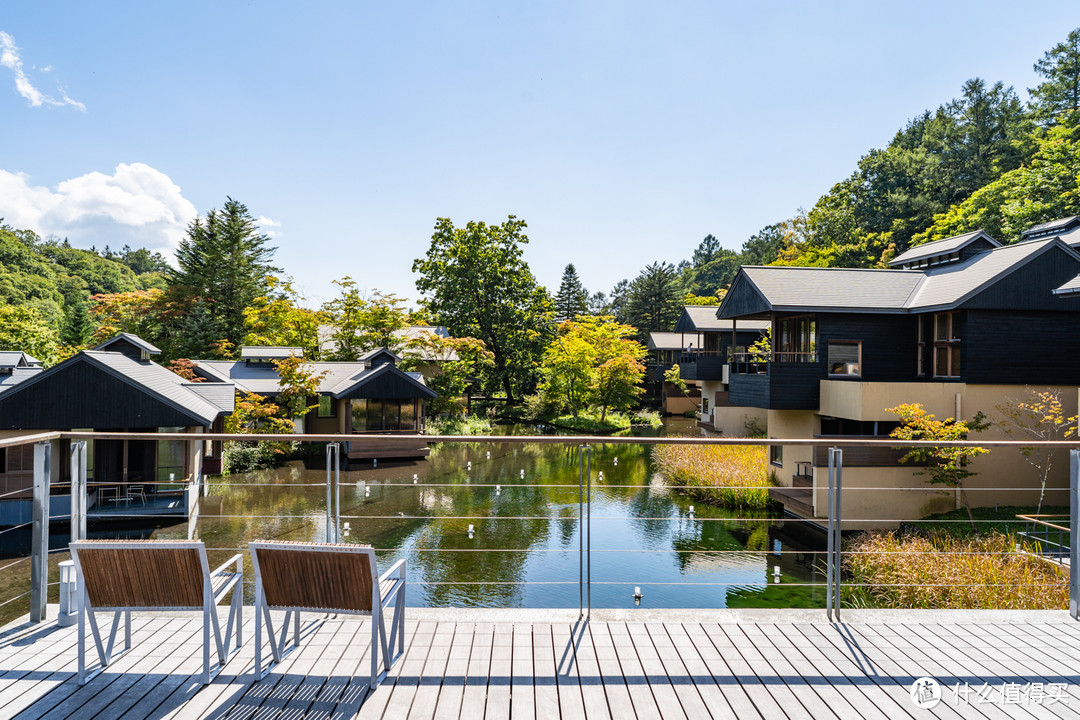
[1,2,1077,307]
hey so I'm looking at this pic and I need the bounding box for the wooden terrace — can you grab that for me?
[2,607,1079,719]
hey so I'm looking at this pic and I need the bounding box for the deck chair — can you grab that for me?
[69,540,243,685]
[248,541,406,687]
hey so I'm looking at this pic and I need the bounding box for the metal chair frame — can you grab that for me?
[69,540,243,685]
[249,541,406,688]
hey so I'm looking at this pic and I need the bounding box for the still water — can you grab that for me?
[146,419,826,609]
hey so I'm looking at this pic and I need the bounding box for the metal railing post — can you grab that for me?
[826,448,835,621]
[586,445,592,617]
[833,448,843,620]
[31,442,51,623]
[69,440,87,542]
[578,445,584,618]
[1070,450,1079,620]
[326,443,341,543]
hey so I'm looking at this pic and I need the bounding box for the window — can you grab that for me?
[317,395,335,418]
[933,311,961,378]
[352,399,367,432]
[827,341,861,377]
[775,315,816,362]
[0,447,5,473]
[917,316,926,376]
[769,443,783,467]
[702,397,710,414]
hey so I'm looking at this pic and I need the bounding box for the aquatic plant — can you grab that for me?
[427,414,494,436]
[844,530,1068,610]
[652,442,774,509]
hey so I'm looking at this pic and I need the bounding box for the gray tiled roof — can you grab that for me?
[674,306,771,332]
[0,367,44,393]
[240,346,304,360]
[93,332,162,355]
[82,351,224,425]
[647,332,704,351]
[1023,216,1079,238]
[888,230,999,267]
[737,266,923,311]
[195,359,375,395]
[0,352,33,369]
[724,238,1075,315]
[1053,272,1080,295]
[184,382,236,413]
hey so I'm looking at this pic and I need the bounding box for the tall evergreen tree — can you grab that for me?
[691,234,721,267]
[169,198,280,353]
[59,298,93,347]
[553,263,589,322]
[1030,27,1080,125]
[624,262,684,340]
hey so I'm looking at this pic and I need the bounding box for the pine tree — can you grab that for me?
[169,197,280,352]
[554,263,589,322]
[1030,27,1080,125]
[59,298,94,347]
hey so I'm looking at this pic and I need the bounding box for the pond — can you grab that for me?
[162,419,826,609]
[7,419,827,619]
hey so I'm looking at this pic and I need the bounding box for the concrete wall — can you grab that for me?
[766,410,816,487]
[711,405,769,437]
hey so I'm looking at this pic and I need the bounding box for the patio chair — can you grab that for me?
[248,541,405,687]
[69,540,243,685]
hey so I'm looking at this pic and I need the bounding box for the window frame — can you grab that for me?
[317,395,336,418]
[826,340,862,378]
[769,443,783,467]
[932,311,962,379]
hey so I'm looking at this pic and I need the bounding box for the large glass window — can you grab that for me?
[318,395,335,418]
[775,315,816,362]
[367,398,383,430]
[769,443,783,467]
[352,399,367,432]
[400,400,416,430]
[933,311,961,378]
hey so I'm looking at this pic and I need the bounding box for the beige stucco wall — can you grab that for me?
[806,381,1080,524]
[766,409,817,487]
[711,405,768,436]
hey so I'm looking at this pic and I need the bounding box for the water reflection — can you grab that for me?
[96,420,826,609]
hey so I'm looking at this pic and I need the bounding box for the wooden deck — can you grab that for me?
[2,608,1080,719]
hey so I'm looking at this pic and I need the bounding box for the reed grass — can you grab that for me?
[844,531,1068,610]
[651,442,774,509]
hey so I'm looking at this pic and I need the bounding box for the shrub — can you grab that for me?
[221,441,288,475]
[629,409,663,428]
[844,531,1068,610]
[652,442,774,509]
[427,414,494,436]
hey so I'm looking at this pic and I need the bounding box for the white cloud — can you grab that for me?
[257,215,282,238]
[0,31,85,110]
[0,163,198,254]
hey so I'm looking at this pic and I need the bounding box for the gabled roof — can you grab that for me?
[673,306,771,332]
[1022,216,1080,240]
[0,367,44,393]
[358,347,401,363]
[240,346,304,360]
[888,230,1000,268]
[329,362,437,400]
[194,357,436,400]
[647,332,704,351]
[0,351,37,369]
[720,238,1080,316]
[0,351,228,427]
[93,332,161,355]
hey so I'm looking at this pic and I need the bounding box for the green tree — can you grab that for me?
[274,356,329,422]
[888,403,990,530]
[537,316,646,421]
[1030,27,1080,126]
[0,305,61,365]
[623,262,684,339]
[402,332,495,416]
[243,276,326,359]
[169,197,280,352]
[59,297,94,347]
[691,234,721,267]
[554,264,589,322]
[322,279,411,359]
[413,216,552,403]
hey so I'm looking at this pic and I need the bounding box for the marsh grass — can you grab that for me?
[427,414,494,436]
[652,443,774,510]
[844,530,1068,609]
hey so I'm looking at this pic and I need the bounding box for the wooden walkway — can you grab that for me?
[1,608,1079,719]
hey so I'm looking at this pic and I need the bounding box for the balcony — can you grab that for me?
[728,353,825,410]
[675,350,728,382]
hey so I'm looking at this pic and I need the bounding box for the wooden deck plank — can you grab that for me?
[711,623,815,720]
[510,623,536,720]
[432,622,471,720]
[679,622,762,720]
[729,623,839,720]
[587,622,638,720]
[530,624,562,720]
[360,619,431,720]
[641,623,711,720]
[604,621,662,720]
[570,622,612,720]
[457,623,493,720]
[661,622,744,720]
[408,622,454,720]
[485,623,514,720]
[551,622,588,720]
[626,622,688,720]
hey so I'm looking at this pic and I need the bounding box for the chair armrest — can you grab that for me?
[211,554,243,578]
[379,559,406,583]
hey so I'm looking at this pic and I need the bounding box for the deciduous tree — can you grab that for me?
[995,388,1077,513]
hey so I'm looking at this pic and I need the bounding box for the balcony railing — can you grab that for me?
[729,351,819,374]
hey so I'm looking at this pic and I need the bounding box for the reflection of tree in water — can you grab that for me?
[625,488,677,542]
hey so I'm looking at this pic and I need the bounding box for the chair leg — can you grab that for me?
[370,611,379,689]
[255,585,263,681]
[77,584,86,685]
[125,610,132,651]
[203,605,212,684]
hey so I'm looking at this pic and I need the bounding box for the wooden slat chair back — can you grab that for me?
[69,540,243,686]
[249,541,406,688]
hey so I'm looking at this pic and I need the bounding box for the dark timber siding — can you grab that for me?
[0,360,201,430]
[959,238,998,262]
[961,248,1080,311]
[965,310,1080,384]
[720,276,770,318]
[816,312,919,382]
[335,369,436,400]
